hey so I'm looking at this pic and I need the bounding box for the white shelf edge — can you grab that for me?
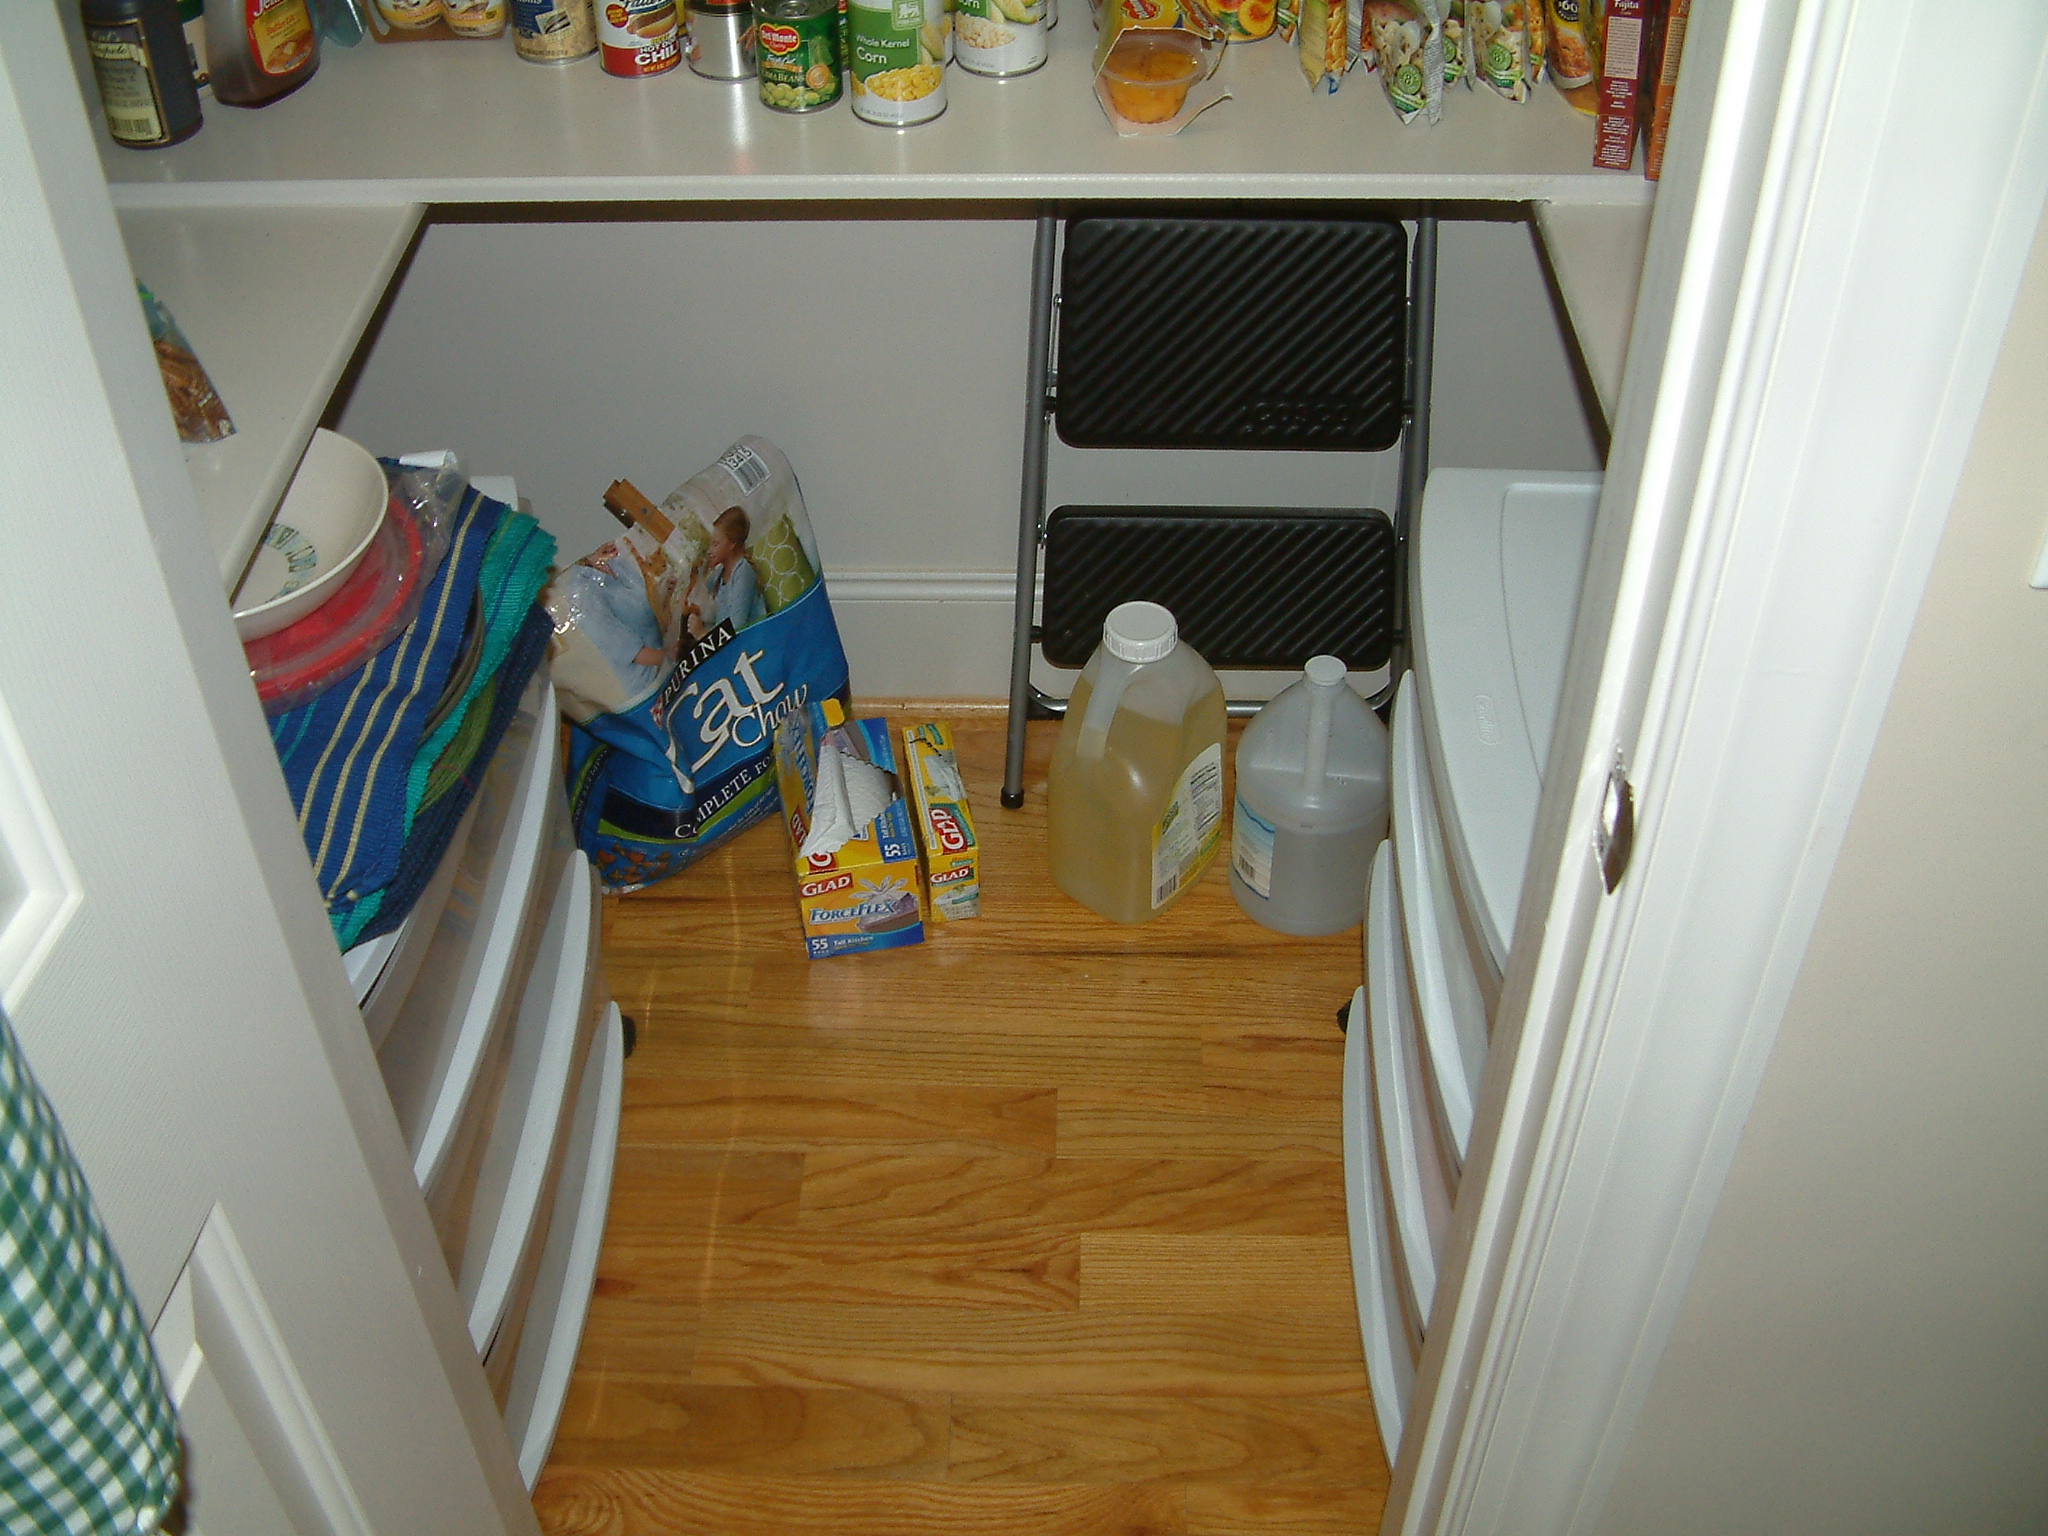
[1533,198,1654,428]
[508,1002,625,1489]
[1369,842,1445,1325]
[462,852,599,1356]
[1343,985,1417,1463]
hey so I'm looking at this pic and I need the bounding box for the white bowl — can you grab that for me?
[233,430,390,641]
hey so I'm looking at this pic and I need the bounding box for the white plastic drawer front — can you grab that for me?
[458,851,604,1356]
[1367,840,1455,1328]
[379,676,564,1191]
[1389,674,1490,1166]
[502,1003,626,1488]
[1342,985,1418,1463]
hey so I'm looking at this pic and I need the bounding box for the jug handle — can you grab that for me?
[1076,656,1140,763]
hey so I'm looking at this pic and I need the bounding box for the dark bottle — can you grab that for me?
[82,0,203,149]
[203,0,320,107]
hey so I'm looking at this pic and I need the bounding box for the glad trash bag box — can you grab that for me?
[774,698,927,958]
[547,438,850,892]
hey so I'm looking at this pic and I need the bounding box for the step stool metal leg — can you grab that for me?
[1004,212,1060,810]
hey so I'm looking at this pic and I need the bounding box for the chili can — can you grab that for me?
[597,0,683,72]
[849,0,943,126]
[513,0,598,60]
[756,0,841,111]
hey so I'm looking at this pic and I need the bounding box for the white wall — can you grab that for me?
[1590,202,2048,1536]
[338,210,1599,694]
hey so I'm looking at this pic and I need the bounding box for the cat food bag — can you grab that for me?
[547,437,851,893]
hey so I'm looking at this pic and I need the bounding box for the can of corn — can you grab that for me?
[757,0,842,109]
[850,0,945,125]
[953,0,1042,76]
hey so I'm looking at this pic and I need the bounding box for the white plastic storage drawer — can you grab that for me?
[496,1003,626,1488]
[1342,978,1419,1462]
[1389,674,1490,1167]
[440,850,606,1357]
[1367,838,1456,1327]
[377,675,565,1192]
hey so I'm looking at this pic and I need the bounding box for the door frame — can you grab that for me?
[1391,2,2048,1531]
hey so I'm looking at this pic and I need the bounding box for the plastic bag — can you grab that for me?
[244,452,465,715]
[550,437,852,894]
[1470,0,1534,99]
[138,283,233,444]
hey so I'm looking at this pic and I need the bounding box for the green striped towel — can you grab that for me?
[0,1007,180,1536]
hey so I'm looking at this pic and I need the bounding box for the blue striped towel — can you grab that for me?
[270,486,503,938]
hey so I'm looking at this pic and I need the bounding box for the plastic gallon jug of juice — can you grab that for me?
[1047,601,1226,923]
[1230,655,1389,935]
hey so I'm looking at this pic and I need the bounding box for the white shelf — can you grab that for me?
[503,1002,625,1489]
[114,205,423,587]
[1342,984,1417,1462]
[99,28,1653,209]
[1534,200,1653,425]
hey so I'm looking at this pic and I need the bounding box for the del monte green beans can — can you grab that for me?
[850,0,945,126]
[757,0,842,111]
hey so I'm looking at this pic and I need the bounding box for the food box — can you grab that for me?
[902,722,982,921]
[773,699,927,958]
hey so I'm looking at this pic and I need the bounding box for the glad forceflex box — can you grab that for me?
[902,722,982,921]
[773,699,927,958]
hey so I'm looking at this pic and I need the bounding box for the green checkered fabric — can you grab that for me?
[0,1007,180,1536]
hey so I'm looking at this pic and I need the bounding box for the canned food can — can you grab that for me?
[373,0,443,30]
[513,0,597,60]
[756,0,840,110]
[444,0,509,35]
[686,0,754,76]
[921,0,952,64]
[597,0,682,73]
[850,0,943,124]
[953,0,1042,75]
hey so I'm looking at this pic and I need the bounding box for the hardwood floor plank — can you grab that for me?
[1078,1235,1359,1315]
[547,1382,949,1477]
[1184,1483,1389,1535]
[619,1082,1058,1156]
[571,1289,699,1380]
[603,1149,804,1232]
[795,1152,1345,1238]
[1057,1087,1345,1160]
[1200,1023,1347,1097]
[533,1468,1187,1536]
[946,1394,1382,1486]
[600,1230,1081,1310]
[621,1018,1204,1094]
[690,1304,1370,1396]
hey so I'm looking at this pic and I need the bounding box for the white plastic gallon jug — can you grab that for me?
[1048,601,1227,924]
[1230,655,1390,935]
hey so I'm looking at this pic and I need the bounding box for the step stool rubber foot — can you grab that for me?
[1001,788,1025,810]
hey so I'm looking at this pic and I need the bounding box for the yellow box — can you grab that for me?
[902,721,982,921]
[773,700,927,959]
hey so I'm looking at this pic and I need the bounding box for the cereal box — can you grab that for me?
[773,699,927,958]
[903,722,981,921]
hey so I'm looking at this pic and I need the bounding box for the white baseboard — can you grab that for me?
[824,569,1389,704]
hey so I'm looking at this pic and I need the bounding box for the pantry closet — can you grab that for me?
[2,1,2044,1532]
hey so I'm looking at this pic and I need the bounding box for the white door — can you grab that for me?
[1392,3,2048,1532]
[0,10,538,1535]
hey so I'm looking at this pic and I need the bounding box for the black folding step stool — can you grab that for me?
[1000,207,1440,808]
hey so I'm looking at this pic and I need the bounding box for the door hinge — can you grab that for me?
[1596,755,1635,894]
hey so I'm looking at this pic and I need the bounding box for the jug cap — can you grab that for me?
[1102,601,1179,664]
[1305,655,1346,687]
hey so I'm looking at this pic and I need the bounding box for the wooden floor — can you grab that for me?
[532,710,1384,1536]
